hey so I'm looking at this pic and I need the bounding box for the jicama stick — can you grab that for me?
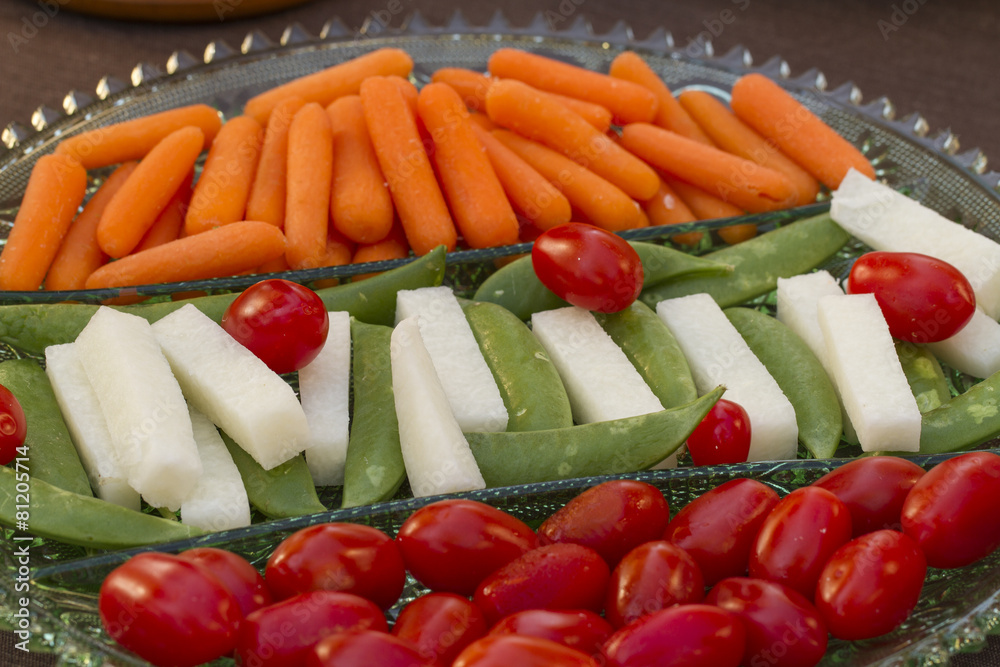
[300,311,352,486]
[245,96,306,228]
[284,103,335,270]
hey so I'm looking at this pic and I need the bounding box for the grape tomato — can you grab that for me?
[178,547,272,617]
[601,604,746,667]
[392,593,488,666]
[0,383,25,466]
[488,609,612,657]
[812,456,925,536]
[686,398,752,466]
[604,540,705,628]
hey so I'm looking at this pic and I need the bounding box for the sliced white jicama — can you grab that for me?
[44,343,140,511]
[74,307,201,511]
[831,168,1000,319]
[817,293,922,452]
[181,405,251,532]
[776,270,845,365]
[395,286,507,433]
[299,311,352,486]
[390,316,486,497]
[657,293,798,462]
[927,308,1000,379]
[151,304,310,471]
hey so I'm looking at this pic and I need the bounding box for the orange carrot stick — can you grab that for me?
[185,115,263,236]
[663,175,757,245]
[418,83,520,250]
[678,89,821,206]
[257,254,290,275]
[486,79,659,201]
[85,221,286,289]
[730,73,876,189]
[327,95,395,244]
[244,48,414,125]
[54,104,221,170]
[468,113,498,132]
[488,48,658,125]
[360,76,457,256]
[95,126,204,259]
[388,76,419,114]
[246,96,306,228]
[284,103,335,270]
[352,220,410,264]
[133,170,193,253]
[642,177,703,246]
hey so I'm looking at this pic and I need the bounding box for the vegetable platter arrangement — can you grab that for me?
[2,16,1000,667]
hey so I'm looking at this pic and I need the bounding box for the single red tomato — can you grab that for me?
[664,478,780,586]
[815,529,927,640]
[454,635,600,667]
[391,593,487,666]
[0,383,26,466]
[307,630,432,667]
[178,547,272,617]
[901,451,1000,568]
[474,543,610,626]
[538,479,669,568]
[488,609,613,657]
[686,398,752,466]
[221,278,329,374]
[604,540,705,628]
[812,456,926,537]
[601,604,746,667]
[706,577,828,667]
[846,251,975,343]
[234,590,387,667]
[265,523,405,609]
[531,222,643,313]
[396,499,538,596]
[98,552,242,667]
[749,487,852,600]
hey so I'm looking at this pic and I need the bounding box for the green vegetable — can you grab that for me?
[467,386,723,487]
[724,307,843,459]
[895,341,951,412]
[463,300,573,432]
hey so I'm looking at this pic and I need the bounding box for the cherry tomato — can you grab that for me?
[221,278,329,374]
[98,552,242,667]
[531,222,643,313]
[812,456,926,537]
[605,540,704,628]
[391,593,488,666]
[538,479,669,567]
[664,478,780,586]
[454,635,600,667]
[488,609,613,657]
[178,547,272,617]
[847,251,975,343]
[0,383,26,466]
[686,399,752,466]
[706,577,828,667]
[749,487,852,600]
[396,499,538,596]
[815,529,927,640]
[265,523,405,609]
[601,604,746,667]
[901,451,1000,568]
[474,543,610,626]
[307,630,432,667]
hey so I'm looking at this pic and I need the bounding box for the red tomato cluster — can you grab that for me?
[97,451,1000,667]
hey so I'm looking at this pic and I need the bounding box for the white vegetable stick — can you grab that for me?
[74,307,201,511]
[817,293,922,452]
[395,286,507,433]
[831,168,1000,319]
[657,293,798,462]
[44,343,140,511]
[181,405,251,532]
[390,316,486,498]
[300,311,352,486]
[927,308,1000,379]
[151,304,310,471]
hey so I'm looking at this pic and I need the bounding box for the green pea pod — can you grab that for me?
[342,320,406,509]
[0,466,202,549]
[467,386,723,487]
[724,307,843,459]
[594,301,697,409]
[463,300,574,432]
[640,213,850,309]
[0,359,92,497]
[221,432,326,518]
[895,341,951,413]
[0,246,448,356]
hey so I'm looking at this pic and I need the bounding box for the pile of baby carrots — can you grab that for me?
[0,46,875,292]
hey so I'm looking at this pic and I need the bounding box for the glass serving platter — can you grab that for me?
[1,11,1000,667]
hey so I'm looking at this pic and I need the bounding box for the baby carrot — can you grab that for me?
[360,76,457,255]
[184,115,263,236]
[662,175,757,245]
[54,104,222,170]
[730,72,876,189]
[388,76,419,114]
[352,220,409,264]
[486,79,659,201]
[133,170,193,253]
[244,48,414,125]
[642,177,703,247]
[327,95,395,244]
[85,221,286,289]
[246,96,306,228]
[285,103,335,270]
[96,126,204,258]
[488,48,658,125]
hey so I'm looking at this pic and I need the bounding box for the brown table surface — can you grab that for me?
[1,0,1000,665]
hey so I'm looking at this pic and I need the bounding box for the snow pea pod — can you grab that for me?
[895,341,951,412]
[221,432,326,519]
